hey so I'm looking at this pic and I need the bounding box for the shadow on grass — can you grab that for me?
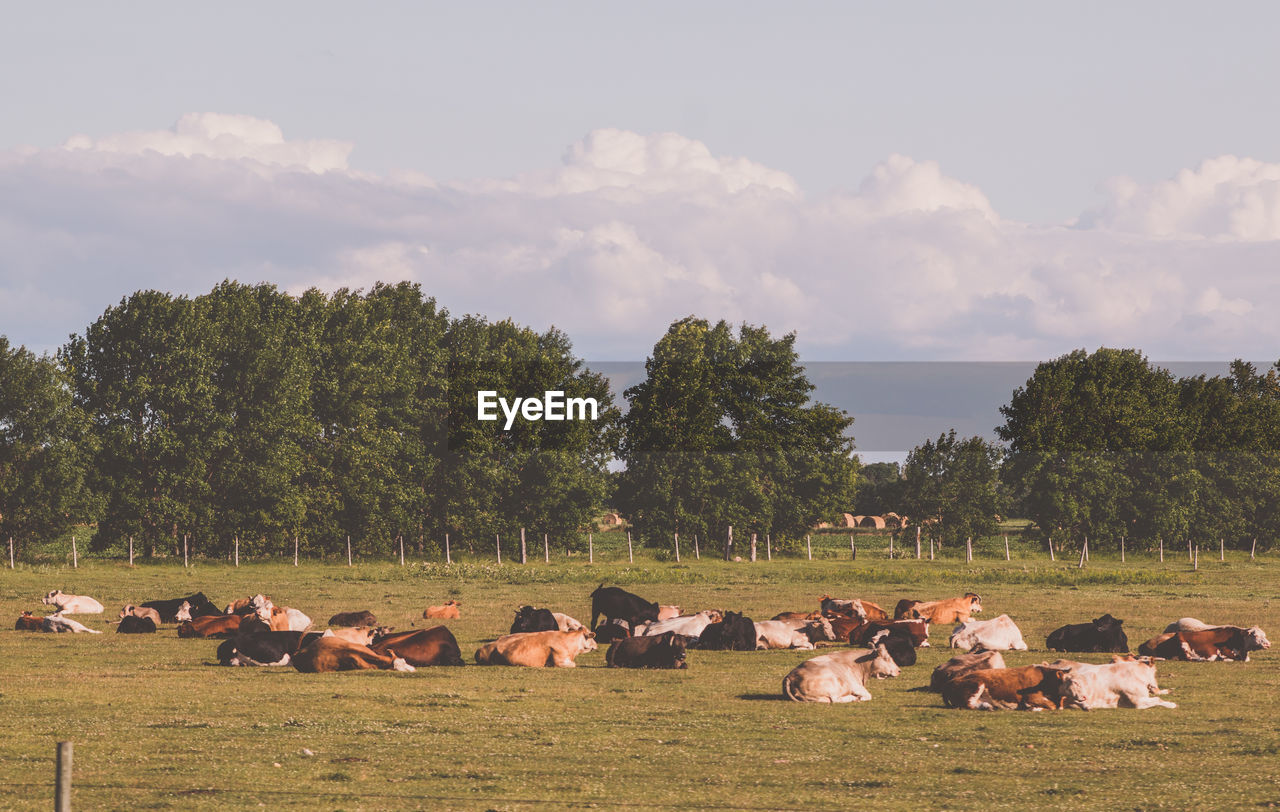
[738,693,787,701]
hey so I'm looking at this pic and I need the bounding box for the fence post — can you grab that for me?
[767,534,772,561]
[693,534,699,560]
[929,538,935,560]
[1159,537,1163,563]
[347,536,352,567]
[966,537,972,563]
[1078,538,1088,569]
[496,534,501,565]
[445,533,451,565]
[1252,538,1256,560]
[1120,536,1125,563]
[806,534,812,560]
[544,533,550,563]
[916,526,921,559]
[588,532,593,564]
[72,536,77,568]
[129,536,134,567]
[1084,535,1089,562]
[55,741,72,812]
[1220,538,1224,562]
[725,525,733,561]
[1194,545,1199,570]
[627,531,633,563]
[849,535,856,561]
[1004,535,1010,561]
[9,536,14,569]
[235,535,239,567]
[674,532,680,563]
[751,533,757,562]
[1188,538,1193,562]
[520,528,527,565]
[183,534,189,568]
[887,532,892,560]
[1048,536,1054,562]
[399,535,405,566]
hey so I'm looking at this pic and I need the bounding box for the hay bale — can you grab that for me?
[842,513,860,528]
[883,512,904,529]
[858,515,886,530]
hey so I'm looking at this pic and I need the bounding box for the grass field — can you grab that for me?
[1,551,1278,811]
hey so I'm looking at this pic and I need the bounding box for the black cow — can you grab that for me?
[607,632,689,669]
[697,611,756,651]
[593,619,632,644]
[142,592,221,623]
[589,584,660,629]
[217,631,324,666]
[510,606,558,634]
[1046,614,1129,653]
[871,629,917,667]
[117,615,157,634]
[328,610,378,627]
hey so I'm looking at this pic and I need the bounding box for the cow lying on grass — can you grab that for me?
[754,618,836,650]
[930,649,1007,692]
[424,600,461,619]
[328,610,377,627]
[1052,657,1176,710]
[942,665,1072,711]
[292,636,414,673]
[896,593,982,623]
[474,629,597,667]
[42,590,104,615]
[1047,614,1129,653]
[781,642,900,702]
[42,614,102,634]
[142,592,219,622]
[1138,626,1270,661]
[950,615,1028,652]
[15,612,43,631]
[117,615,157,634]
[370,627,466,667]
[607,632,688,669]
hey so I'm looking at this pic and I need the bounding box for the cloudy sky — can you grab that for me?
[4,2,1280,378]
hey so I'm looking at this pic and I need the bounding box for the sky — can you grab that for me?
[3,3,1280,452]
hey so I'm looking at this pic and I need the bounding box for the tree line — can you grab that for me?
[0,283,856,559]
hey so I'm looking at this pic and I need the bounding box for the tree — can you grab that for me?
[854,461,904,516]
[0,338,96,550]
[616,317,857,553]
[901,430,1001,546]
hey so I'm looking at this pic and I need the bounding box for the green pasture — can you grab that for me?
[1,553,1277,811]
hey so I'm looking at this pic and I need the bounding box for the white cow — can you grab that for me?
[1056,658,1176,710]
[1163,617,1219,633]
[755,618,836,650]
[950,614,1028,652]
[782,644,901,702]
[42,614,102,634]
[119,605,162,625]
[282,607,312,632]
[553,612,585,632]
[638,611,720,640]
[42,590,104,615]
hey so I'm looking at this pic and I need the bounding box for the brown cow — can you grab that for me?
[370,626,465,666]
[178,614,243,638]
[930,649,1007,691]
[849,619,930,647]
[291,636,414,673]
[424,600,461,619]
[15,611,43,631]
[1139,626,1271,661]
[474,629,597,667]
[942,665,1073,711]
[895,593,982,623]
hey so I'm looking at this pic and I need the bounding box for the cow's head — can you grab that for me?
[578,629,598,653]
[175,601,192,622]
[807,617,836,642]
[1093,613,1121,630]
[1246,626,1271,650]
[119,605,135,619]
[867,642,902,680]
[966,593,983,613]
[42,590,64,605]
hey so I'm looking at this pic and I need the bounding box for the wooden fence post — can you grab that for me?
[887,532,893,560]
[1078,538,1088,569]
[1251,538,1256,560]
[693,534,700,560]
[965,537,972,563]
[588,532,593,564]
[1159,537,1164,563]
[1048,536,1054,562]
[725,525,733,561]
[129,535,134,567]
[916,526,921,559]
[55,741,72,812]
[399,535,404,566]
[8,537,13,569]
[751,533,758,562]
[1004,535,1010,561]
[1194,545,1199,570]
[1188,537,1193,562]
[628,531,633,563]
[294,535,299,567]
[766,534,772,561]
[1220,538,1224,562]
[347,536,352,567]
[520,528,527,565]
[496,534,501,564]
[1120,536,1125,563]
[806,534,812,560]
[929,537,935,561]
[1084,535,1089,562]
[72,536,77,568]
[183,534,189,568]
[674,532,680,563]
[850,535,856,561]
[544,533,550,563]
[445,533,451,564]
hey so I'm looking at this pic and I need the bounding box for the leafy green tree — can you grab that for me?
[616,317,858,554]
[854,461,904,516]
[901,430,1001,546]
[0,338,96,551]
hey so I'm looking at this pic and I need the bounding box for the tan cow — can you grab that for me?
[291,636,414,673]
[1056,658,1176,710]
[119,605,162,626]
[474,629,598,667]
[896,593,982,623]
[781,644,901,702]
[424,600,461,619]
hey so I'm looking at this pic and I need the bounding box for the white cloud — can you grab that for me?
[3,114,1280,363]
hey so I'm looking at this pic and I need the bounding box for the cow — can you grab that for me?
[510,606,559,634]
[826,616,868,643]
[781,643,901,702]
[117,615,157,634]
[1163,617,1218,633]
[607,632,689,669]
[174,601,193,623]
[119,605,163,626]
[657,605,682,621]
[225,595,273,618]
[1056,658,1176,710]
[328,610,377,627]
[1046,614,1129,653]
[593,619,632,644]
[424,600,461,619]
[1139,626,1270,661]
[292,636,415,673]
[142,592,220,622]
[930,649,1007,692]
[942,665,1072,711]
[370,627,466,667]
[178,614,243,638]
[859,628,920,667]
[772,610,823,622]
[41,614,102,634]
[41,590,104,615]
[553,612,586,632]
[755,618,835,650]
[950,615,1027,652]
[474,629,597,667]
[896,593,982,623]
[848,619,930,648]
[697,611,757,651]
[589,584,660,629]
[280,607,312,632]
[324,627,382,646]
[15,611,43,631]
[640,611,721,641]
[819,596,867,619]
[218,631,324,666]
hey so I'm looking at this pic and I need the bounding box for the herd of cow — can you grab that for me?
[17,584,1272,710]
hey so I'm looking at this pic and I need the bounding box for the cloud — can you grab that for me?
[2,114,1280,363]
